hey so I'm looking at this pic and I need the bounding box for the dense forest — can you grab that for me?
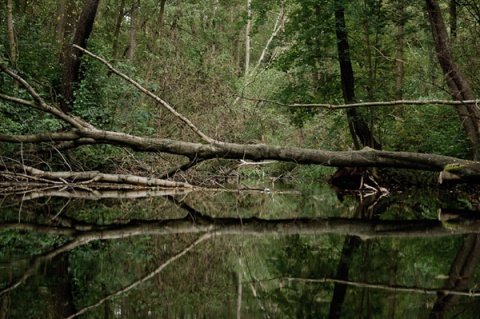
[1,0,480,185]
[2,1,480,318]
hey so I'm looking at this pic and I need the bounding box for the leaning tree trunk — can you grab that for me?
[429,234,480,318]
[334,1,381,150]
[59,0,100,113]
[426,0,480,160]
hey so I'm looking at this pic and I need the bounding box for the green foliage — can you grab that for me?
[383,104,471,158]
[1,0,480,172]
[0,227,68,270]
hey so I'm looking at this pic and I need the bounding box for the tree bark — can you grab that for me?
[245,0,251,76]
[54,0,66,46]
[127,2,137,61]
[395,0,405,100]
[59,0,100,113]
[426,0,480,160]
[334,0,381,150]
[112,0,126,59]
[6,0,16,69]
[3,128,480,177]
[449,0,457,40]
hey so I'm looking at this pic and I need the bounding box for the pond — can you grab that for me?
[1,180,479,318]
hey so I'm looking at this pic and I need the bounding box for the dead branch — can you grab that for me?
[0,186,193,200]
[0,164,194,190]
[0,58,91,130]
[1,52,479,183]
[239,96,480,110]
[73,45,216,144]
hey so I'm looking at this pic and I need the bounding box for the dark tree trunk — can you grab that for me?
[426,0,480,160]
[112,0,126,59]
[429,234,480,318]
[59,0,100,113]
[449,0,457,40]
[334,1,381,150]
[46,253,77,318]
[158,0,167,37]
[328,236,362,319]
[127,2,137,61]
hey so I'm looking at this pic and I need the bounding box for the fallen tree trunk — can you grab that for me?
[1,49,479,184]
[2,131,480,183]
[0,164,194,190]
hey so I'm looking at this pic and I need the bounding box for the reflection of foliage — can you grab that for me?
[0,229,65,259]
[2,185,480,317]
[266,234,340,317]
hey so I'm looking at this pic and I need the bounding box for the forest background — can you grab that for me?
[1,0,480,184]
[3,1,480,318]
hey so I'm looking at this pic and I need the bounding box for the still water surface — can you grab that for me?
[1,180,479,318]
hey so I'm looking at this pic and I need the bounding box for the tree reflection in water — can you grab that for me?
[1,183,479,318]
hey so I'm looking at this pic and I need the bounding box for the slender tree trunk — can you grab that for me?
[54,0,65,44]
[112,0,126,59]
[334,0,381,150]
[363,10,374,100]
[387,259,397,318]
[211,0,218,56]
[252,7,285,74]
[449,0,457,40]
[6,0,16,69]
[158,0,166,37]
[245,0,251,76]
[6,0,17,88]
[236,271,242,319]
[395,0,405,100]
[127,2,137,61]
[60,0,100,113]
[426,0,480,160]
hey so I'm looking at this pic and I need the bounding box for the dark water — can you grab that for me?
[1,180,480,318]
